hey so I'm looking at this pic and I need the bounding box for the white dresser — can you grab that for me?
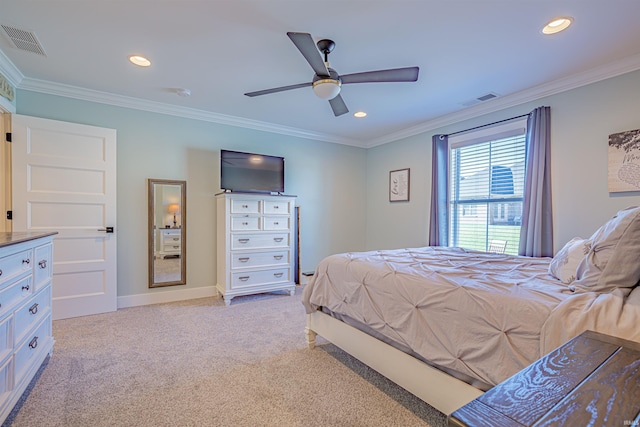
[0,232,55,424]
[216,193,296,305]
[158,228,181,258]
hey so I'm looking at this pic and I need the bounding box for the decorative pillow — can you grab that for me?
[572,206,640,293]
[548,237,589,284]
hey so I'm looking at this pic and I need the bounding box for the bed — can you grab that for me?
[302,206,640,415]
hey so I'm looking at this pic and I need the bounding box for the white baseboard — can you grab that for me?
[117,285,218,309]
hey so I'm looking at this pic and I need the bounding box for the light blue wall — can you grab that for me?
[366,69,640,253]
[16,91,367,297]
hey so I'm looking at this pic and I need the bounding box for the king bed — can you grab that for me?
[302,206,640,414]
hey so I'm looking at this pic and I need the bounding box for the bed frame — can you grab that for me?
[305,310,484,416]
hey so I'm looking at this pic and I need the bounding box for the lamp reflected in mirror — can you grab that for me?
[148,179,186,288]
[168,203,180,228]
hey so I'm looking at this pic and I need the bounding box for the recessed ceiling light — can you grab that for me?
[354,111,367,118]
[129,55,151,67]
[542,17,573,35]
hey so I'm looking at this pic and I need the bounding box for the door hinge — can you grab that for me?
[5,132,11,142]
[6,210,12,220]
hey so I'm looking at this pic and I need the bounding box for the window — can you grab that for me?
[448,121,526,255]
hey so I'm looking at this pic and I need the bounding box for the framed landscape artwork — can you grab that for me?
[608,128,640,193]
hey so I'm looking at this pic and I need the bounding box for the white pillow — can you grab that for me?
[573,206,640,292]
[548,237,590,284]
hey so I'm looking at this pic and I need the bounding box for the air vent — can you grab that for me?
[477,93,497,102]
[461,92,500,107]
[1,25,46,56]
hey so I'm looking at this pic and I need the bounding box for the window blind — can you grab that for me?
[449,132,526,255]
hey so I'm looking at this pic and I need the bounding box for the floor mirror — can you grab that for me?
[148,179,186,287]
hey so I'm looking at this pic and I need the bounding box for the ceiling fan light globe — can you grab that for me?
[312,79,341,100]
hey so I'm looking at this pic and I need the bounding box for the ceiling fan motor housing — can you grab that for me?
[312,68,342,100]
[313,68,341,83]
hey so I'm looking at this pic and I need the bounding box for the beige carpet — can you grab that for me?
[4,287,447,427]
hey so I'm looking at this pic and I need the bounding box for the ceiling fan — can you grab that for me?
[244,32,420,117]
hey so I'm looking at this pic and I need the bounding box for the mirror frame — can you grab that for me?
[148,179,187,288]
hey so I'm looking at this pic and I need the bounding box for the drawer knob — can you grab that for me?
[0,269,2,276]
[274,222,279,225]
[38,260,47,269]
[274,205,279,209]
[238,257,250,263]
[273,238,283,242]
[242,222,248,226]
[172,238,179,241]
[238,238,250,244]
[29,303,39,315]
[274,272,284,278]
[29,336,39,349]
[273,255,283,260]
[239,276,250,281]
[23,258,31,265]
[242,204,248,208]
[22,284,30,292]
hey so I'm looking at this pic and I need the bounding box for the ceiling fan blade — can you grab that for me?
[329,94,349,117]
[244,82,311,97]
[287,32,329,77]
[341,67,419,84]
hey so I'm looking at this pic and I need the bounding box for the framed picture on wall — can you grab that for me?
[389,168,410,202]
[608,128,640,192]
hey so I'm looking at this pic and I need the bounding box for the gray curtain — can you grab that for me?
[428,134,449,246]
[519,106,553,257]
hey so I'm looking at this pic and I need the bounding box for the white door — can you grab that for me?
[11,114,117,320]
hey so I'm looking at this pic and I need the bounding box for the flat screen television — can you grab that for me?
[220,149,285,193]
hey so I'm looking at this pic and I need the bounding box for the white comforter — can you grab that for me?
[302,246,640,386]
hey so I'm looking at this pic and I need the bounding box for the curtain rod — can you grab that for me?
[441,113,530,139]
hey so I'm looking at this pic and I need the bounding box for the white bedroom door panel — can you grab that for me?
[11,114,117,320]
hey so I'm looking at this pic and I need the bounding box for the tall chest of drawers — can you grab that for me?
[216,193,296,306]
[0,232,55,424]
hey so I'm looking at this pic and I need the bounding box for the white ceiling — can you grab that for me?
[1,0,640,148]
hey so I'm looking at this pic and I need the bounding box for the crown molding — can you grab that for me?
[0,49,23,87]
[366,52,640,148]
[17,77,366,148]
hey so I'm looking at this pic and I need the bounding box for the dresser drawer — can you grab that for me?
[264,200,291,214]
[162,243,181,253]
[162,236,181,245]
[231,267,290,289]
[231,216,261,231]
[0,249,33,287]
[0,316,12,364]
[0,276,33,318]
[231,251,289,269]
[231,199,260,214]
[231,233,289,250]
[160,229,181,240]
[14,286,51,346]
[33,243,52,291]
[14,315,52,386]
[263,217,289,231]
